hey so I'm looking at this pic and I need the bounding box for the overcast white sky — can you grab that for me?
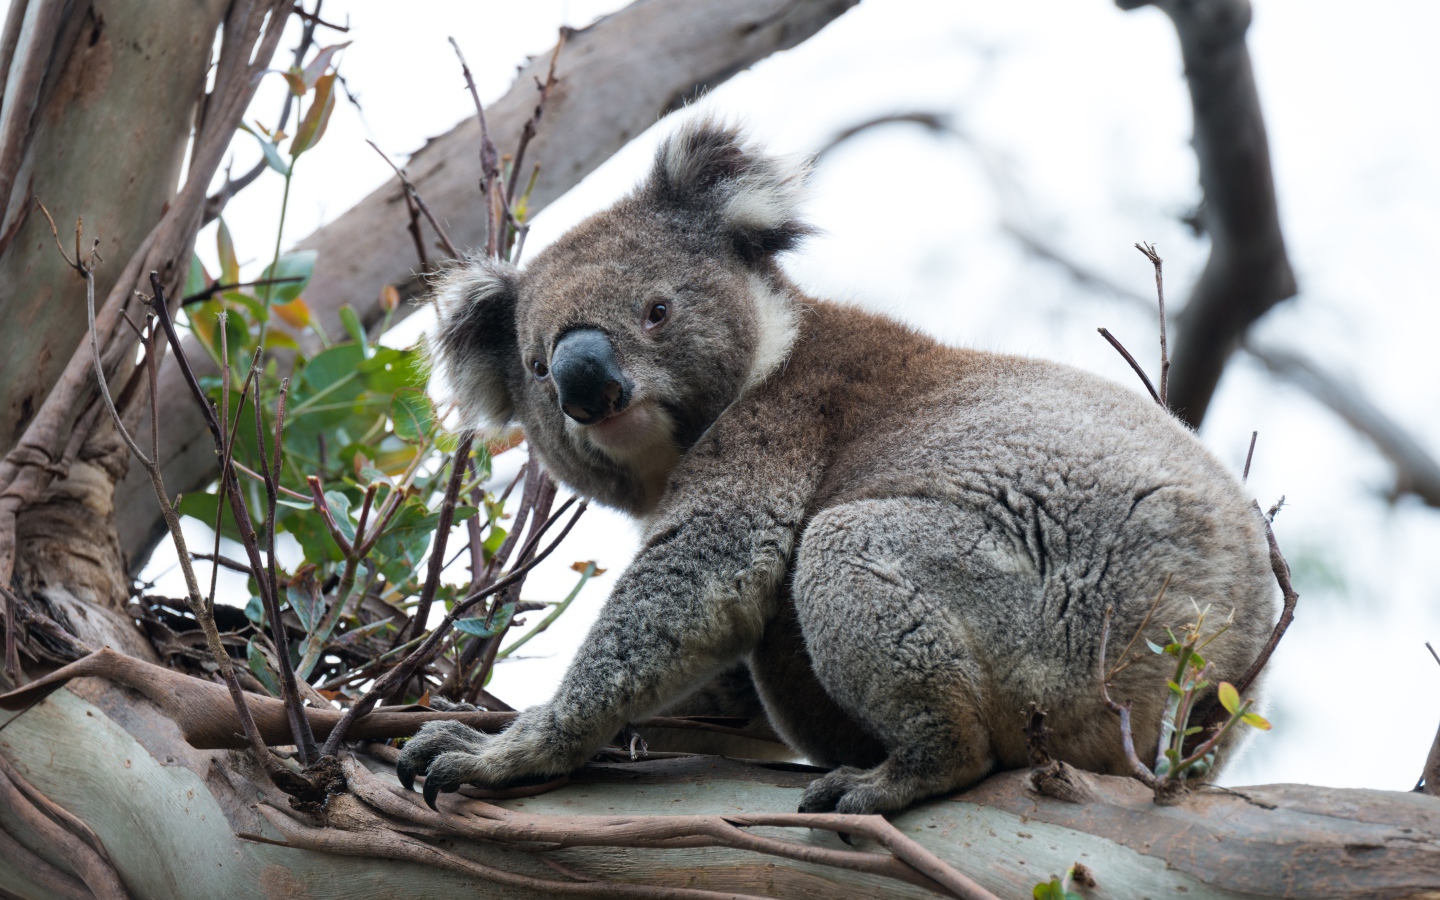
[130,0,1440,792]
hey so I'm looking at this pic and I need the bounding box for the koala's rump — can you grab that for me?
[789,353,1276,773]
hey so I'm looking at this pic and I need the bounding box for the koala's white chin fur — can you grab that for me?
[568,400,680,511]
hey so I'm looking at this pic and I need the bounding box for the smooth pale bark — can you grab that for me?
[2,680,1439,899]
[0,0,231,456]
[116,0,862,567]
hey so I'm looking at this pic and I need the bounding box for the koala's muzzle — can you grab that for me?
[551,328,633,425]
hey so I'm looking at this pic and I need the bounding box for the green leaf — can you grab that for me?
[1146,638,1165,655]
[287,581,325,634]
[216,218,240,285]
[301,42,351,90]
[259,250,317,304]
[359,466,393,487]
[391,388,434,443]
[454,602,516,639]
[373,499,439,567]
[283,508,345,564]
[185,254,210,299]
[482,525,508,563]
[339,304,368,356]
[1218,681,1240,715]
[1241,712,1272,730]
[239,122,288,175]
[247,641,280,696]
[290,71,338,157]
[1166,679,1183,696]
[244,595,265,627]
[323,490,357,543]
[358,347,426,393]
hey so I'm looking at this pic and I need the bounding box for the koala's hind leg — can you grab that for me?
[792,498,998,815]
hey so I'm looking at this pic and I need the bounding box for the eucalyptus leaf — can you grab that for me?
[390,388,434,443]
[454,602,516,639]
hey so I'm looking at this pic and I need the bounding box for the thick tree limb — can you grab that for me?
[1119,0,1296,427]
[118,0,861,567]
[0,0,288,601]
[5,677,1440,899]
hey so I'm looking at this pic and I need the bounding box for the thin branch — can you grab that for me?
[1119,0,1296,427]
[1243,430,1258,482]
[1422,642,1440,795]
[1230,505,1299,697]
[814,111,955,162]
[1134,241,1169,407]
[147,271,318,775]
[1097,327,1162,405]
[402,432,475,644]
[505,31,566,206]
[2,584,20,681]
[181,276,304,306]
[1106,573,1171,682]
[1097,606,1162,788]
[319,498,586,757]
[366,141,460,260]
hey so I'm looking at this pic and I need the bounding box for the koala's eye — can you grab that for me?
[532,359,549,379]
[644,301,669,330]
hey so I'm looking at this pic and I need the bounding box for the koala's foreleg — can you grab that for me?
[398,497,800,804]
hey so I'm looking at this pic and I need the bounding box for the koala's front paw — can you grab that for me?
[397,713,581,809]
[396,720,489,807]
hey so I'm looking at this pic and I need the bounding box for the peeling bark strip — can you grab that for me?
[118,0,862,565]
[1117,0,1296,427]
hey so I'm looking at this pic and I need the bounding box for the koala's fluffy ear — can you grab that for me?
[646,117,812,263]
[429,256,521,427]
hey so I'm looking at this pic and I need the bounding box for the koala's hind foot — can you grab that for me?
[796,719,993,815]
[792,499,1000,815]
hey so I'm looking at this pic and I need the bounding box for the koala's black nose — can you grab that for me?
[550,328,633,425]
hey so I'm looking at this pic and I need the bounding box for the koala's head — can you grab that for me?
[429,118,810,514]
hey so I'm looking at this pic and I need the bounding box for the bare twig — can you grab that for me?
[339,757,998,900]
[181,275,305,306]
[1097,606,1161,789]
[55,220,285,784]
[1134,242,1169,407]
[1243,430,1258,482]
[1230,506,1299,696]
[1097,327,1162,405]
[147,271,319,773]
[1106,573,1171,681]
[319,498,586,757]
[505,31,566,206]
[366,141,460,261]
[1421,643,1440,795]
[814,111,955,162]
[1,583,20,681]
[401,432,475,644]
[1117,0,1296,427]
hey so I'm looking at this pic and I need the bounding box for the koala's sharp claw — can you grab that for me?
[423,775,442,810]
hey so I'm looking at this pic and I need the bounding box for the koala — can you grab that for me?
[399,117,1279,815]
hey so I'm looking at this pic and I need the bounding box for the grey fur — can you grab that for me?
[406,118,1279,815]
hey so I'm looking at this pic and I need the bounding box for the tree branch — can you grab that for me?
[1119,0,1297,426]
